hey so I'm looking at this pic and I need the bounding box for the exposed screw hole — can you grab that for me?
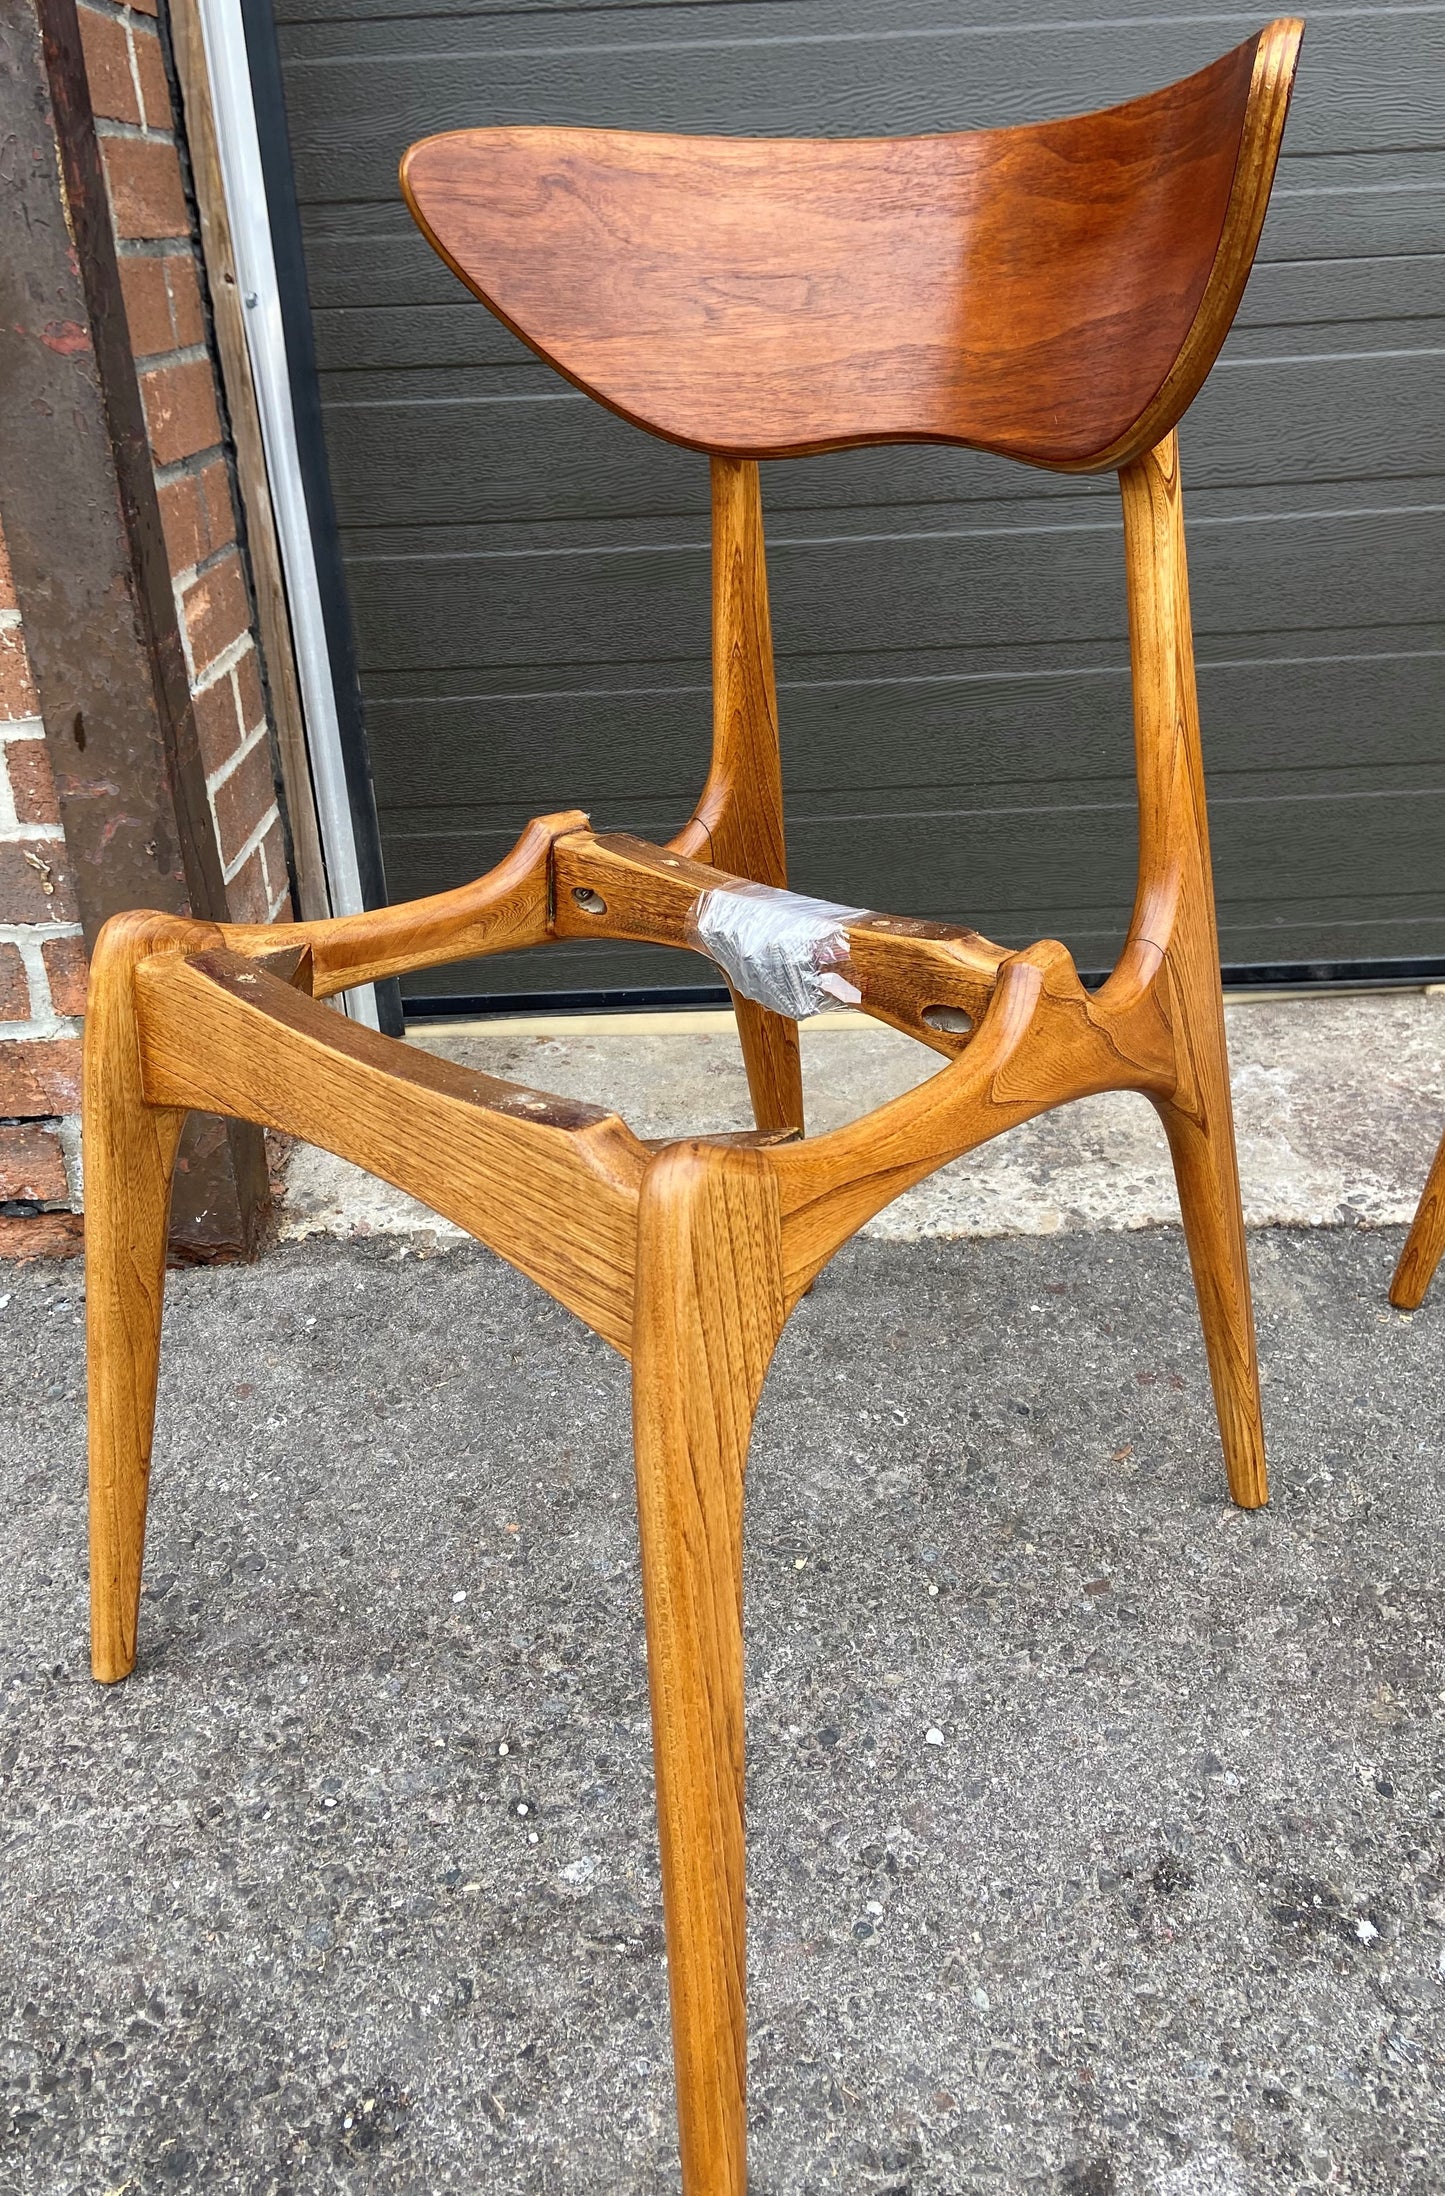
[922,1003,974,1035]
[571,887,607,916]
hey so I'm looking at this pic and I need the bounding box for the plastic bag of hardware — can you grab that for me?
[687,880,871,1020]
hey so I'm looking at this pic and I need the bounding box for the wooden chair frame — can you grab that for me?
[87,25,1302,2196]
[1391,1125,1445,1310]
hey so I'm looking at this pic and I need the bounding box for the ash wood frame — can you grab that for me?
[86,430,1260,2178]
[88,25,1302,2196]
[1391,1124,1445,1310]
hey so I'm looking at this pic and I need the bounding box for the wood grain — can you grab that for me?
[135,947,649,1353]
[1390,1126,1445,1311]
[766,939,1174,1302]
[1118,435,1266,1507]
[222,809,587,999]
[671,457,804,1136]
[632,1142,787,2196]
[86,912,219,1682]
[553,828,1010,1052]
[91,28,1297,2175]
[401,23,1300,469]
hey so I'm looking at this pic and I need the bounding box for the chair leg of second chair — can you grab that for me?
[1390,1123,1445,1310]
[631,1141,789,2196]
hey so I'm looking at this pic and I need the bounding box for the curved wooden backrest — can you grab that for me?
[401,20,1301,471]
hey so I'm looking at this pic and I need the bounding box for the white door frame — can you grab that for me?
[197,0,380,1028]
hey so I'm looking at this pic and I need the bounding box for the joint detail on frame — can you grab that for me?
[686,879,870,1018]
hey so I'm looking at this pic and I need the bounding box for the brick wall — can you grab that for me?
[0,524,84,1228]
[0,0,295,1246]
[82,0,291,928]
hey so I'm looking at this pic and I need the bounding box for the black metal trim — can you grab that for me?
[403,956,1445,1023]
[237,0,403,1036]
[1219,955,1445,990]
[405,984,735,1021]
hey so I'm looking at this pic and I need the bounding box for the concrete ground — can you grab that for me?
[2,1224,1444,2194]
[2,990,1444,2194]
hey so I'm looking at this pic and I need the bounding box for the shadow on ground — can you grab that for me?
[1,1225,1442,2193]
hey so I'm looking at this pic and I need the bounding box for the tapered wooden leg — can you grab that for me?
[1152,906,1266,1509]
[729,989,804,1138]
[1154,1088,1266,1508]
[632,1142,787,2196]
[85,917,190,1681]
[1391,1123,1445,1310]
[1121,437,1265,1509]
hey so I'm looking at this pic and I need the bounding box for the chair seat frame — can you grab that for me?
[88,26,1304,2194]
[88,435,1263,2193]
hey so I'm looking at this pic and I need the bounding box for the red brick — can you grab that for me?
[140,357,221,468]
[0,528,14,611]
[4,736,60,827]
[259,812,290,910]
[0,1211,84,1259]
[159,458,237,576]
[0,942,28,1020]
[101,135,188,242]
[0,625,37,720]
[157,471,206,574]
[199,458,236,554]
[125,0,158,17]
[0,1037,82,1114]
[234,643,265,734]
[224,838,269,923]
[166,253,206,347]
[41,934,89,1019]
[0,842,78,925]
[131,19,173,132]
[181,551,249,676]
[192,671,242,777]
[214,738,276,871]
[0,1124,69,1204]
[118,251,172,357]
[78,5,141,125]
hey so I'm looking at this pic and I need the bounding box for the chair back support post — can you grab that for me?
[671,458,805,1133]
[1118,432,1267,1507]
[1116,432,1207,991]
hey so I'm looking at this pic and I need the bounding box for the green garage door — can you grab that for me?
[270,0,1445,1006]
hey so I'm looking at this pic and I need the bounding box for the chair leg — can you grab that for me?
[1153,953,1266,1509]
[631,1142,787,2196]
[729,989,804,1138]
[85,922,188,1681]
[1390,1121,1445,1310]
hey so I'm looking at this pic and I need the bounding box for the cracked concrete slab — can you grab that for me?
[278,991,1445,1246]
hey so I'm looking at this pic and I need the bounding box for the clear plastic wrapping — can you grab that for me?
[687,880,870,1020]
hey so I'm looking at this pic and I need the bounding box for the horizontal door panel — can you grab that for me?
[346,504,1445,676]
[368,655,1445,824]
[281,16,1444,204]
[318,347,1445,529]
